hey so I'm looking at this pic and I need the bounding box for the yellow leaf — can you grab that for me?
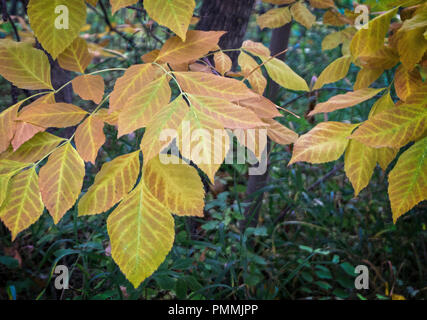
[177,108,230,182]
[110,64,162,113]
[144,155,205,217]
[0,132,65,163]
[344,139,377,197]
[289,122,358,164]
[0,167,44,241]
[107,180,174,288]
[188,94,264,129]
[18,103,88,128]
[257,55,309,91]
[93,109,119,126]
[290,1,316,29]
[396,8,427,70]
[75,117,106,164]
[118,75,171,137]
[309,88,385,116]
[0,159,31,175]
[156,30,225,65]
[144,0,195,41]
[352,105,427,148]
[388,136,427,222]
[78,151,140,216]
[257,7,292,30]
[377,147,398,171]
[0,40,53,90]
[38,143,85,224]
[72,74,105,104]
[28,0,87,59]
[174,71,257,101]
[322,31,344,51]
[141,96,191,165]
[313,55,352,90]
[214,51,232,76]
[309,0,335,9]
[369,90,395,118]
[58,37,93,73]
[350,8,398,58]
[238,51,267,95]
[356,46,399,70]
[110,0,138,14]
[354,68,383,90]
[0,103,20,153]
[394,65,424,102]
[263,118,298,145]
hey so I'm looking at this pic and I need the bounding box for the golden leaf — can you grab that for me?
[58,37,93,73]
[72,74,105,104]
[75,117,106,164]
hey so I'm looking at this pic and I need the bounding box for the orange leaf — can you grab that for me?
[72,74,105,104]
[75,117,106,164]
[58,37,93,73]
[263,118,298,145]
[156,30,226,65]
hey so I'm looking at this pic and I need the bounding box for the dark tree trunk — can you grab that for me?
[196,0,255,68]
[240,23,292,232]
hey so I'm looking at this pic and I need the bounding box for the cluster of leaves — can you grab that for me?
[0,0,311,287]
[257,0,427,223]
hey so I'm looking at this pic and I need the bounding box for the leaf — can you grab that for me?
[322,31,344,51]
[388,136,427,222]
[38,143,85,224]
[78,151,140,216]
[350,8,398,58]
[263,118,298,145]
[28,0,87,59]
[256,7,292,30]
[72,74,105,104]
[156,30,225,65]
[110,64,162,113]
[235,98,282,120]
[140,96,189,165]
[0,167,44,241]
[309,0,335,9]
[143,155,205,217]
[396,9,427,70]
[12,122,45,151]
[377,147,398,171]
[75,116,106,164]
[177,108,230,182]
[289,122,358,164]
[344,139,377,197]
[313,55,352,90]
[110,0,138,14]
[214,51,232,76]
[58,37,93,73]
[0,103,20,153]
[356,46,399,70]
[242,40,271,57]
[143,0,196,41]
[188,94,264,129]
[351,105,427,148]
[0,160,31,175]
[394,65,423,102]
[0,40,53,90]
[354,68,383,90]
[107,180,174,288]
[174,72,257,101]
[309,88,385,116]
[118,75,171,137]
[93,109,119,126]
[18,103,88,128]
[290,1,316,29]
[259,54,310,91]
[238,51,267,95]
[0,132,65,163]
[369,90,395,118]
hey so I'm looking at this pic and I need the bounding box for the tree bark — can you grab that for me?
[196,0,255,68]
[240,23,292,231]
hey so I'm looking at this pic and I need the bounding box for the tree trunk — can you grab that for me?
[196,0,255,68]
[240,23,292,231]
